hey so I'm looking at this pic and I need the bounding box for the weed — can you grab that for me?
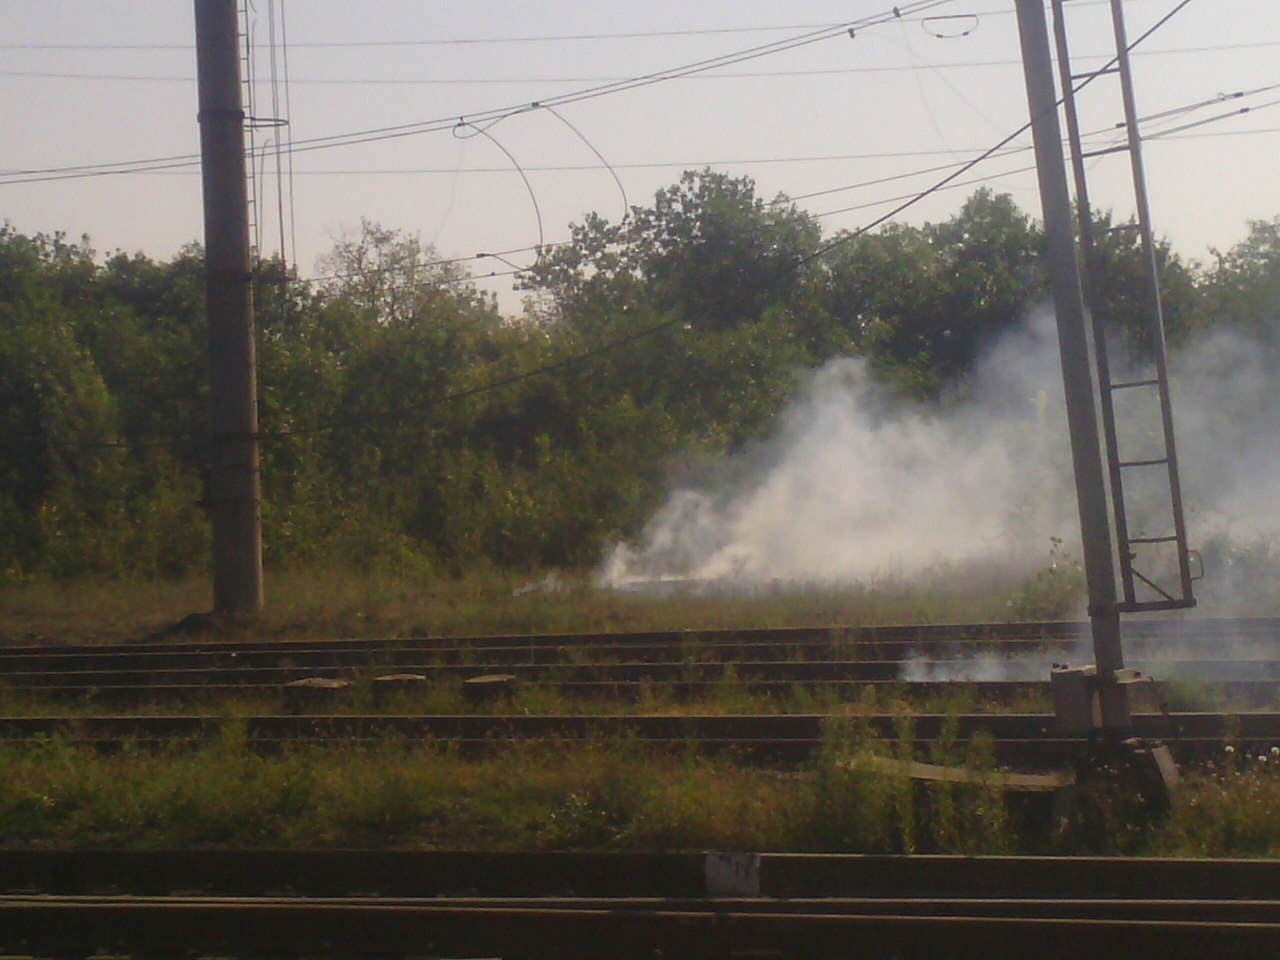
[1004,537,1086,620]
[3,565,1061,649]
[1159,679,1226,713]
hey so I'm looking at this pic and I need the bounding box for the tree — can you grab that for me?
[523,171,820,444]
[1202,217,1280,338]
[0,227,125,577]
[1083,209,1201,358]
[315,219,483,328]
[809,192,1044,396]
[526,169,821,333]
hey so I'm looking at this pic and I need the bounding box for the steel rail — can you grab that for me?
[3,616,1276,660]
[5,850,1280,899]
[8,677,1280,708]
[0,631,1259,668]
[14,892,1280,920]
[5,894,1280,958]
[4,656,1279,689]
[1,710,1276,743]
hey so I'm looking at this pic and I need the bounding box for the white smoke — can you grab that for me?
[1168,325,1280,616]
[600,306,1280,617]
[600,308,1078,589]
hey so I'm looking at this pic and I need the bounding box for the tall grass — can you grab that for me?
[5,719,1279,854]
[0,719,1033,854]
[1,564,1078,648]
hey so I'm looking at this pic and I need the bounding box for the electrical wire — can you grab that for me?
[0,3,1135,51]
[241,1,261,257]
[16,0,1233,454]
[801,0,1200,266]
[452,117,545,254]
[537,104,630,223]
[1145,96,1280,141]
[268,0,288,265]
[5,27,1265,191]
[288,76,1236,290]
[0,0,955,186]
[922,15,980,39]
[6,40,1278,86]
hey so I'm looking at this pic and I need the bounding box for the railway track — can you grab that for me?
[4,677,1278,709]
[3,851,1280,958]
[4,616,1276,663]
[3,618,1278,705]
[5,620,1277,766]
[6,624,1277,958]
[9,656,1280,686]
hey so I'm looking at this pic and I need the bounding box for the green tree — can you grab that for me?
[1083,210,1202,357]
[0,227,126,578]
[809,192,1044,396]
[528,169,820,333]
[1202,217,1280,337]
[524,171,819,444]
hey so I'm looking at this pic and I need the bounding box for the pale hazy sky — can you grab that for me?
[2,1,1277,313]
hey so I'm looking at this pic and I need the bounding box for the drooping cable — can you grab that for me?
[536,103,630,223]
[453,116,545,255]
[0,0,956,186]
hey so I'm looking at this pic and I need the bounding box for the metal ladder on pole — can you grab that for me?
[1049,0,1197,613]
[238,0,260,261]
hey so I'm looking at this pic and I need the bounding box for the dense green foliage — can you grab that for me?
[4,724,1277,855]
[1,171,1276,581]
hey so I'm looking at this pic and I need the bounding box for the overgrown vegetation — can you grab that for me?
[2,724,1276,855]
[0,564,1082,647]
[3,176,1277,584]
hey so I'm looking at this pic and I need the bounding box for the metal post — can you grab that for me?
[195,0,264,614]
[1014,0,1128,731]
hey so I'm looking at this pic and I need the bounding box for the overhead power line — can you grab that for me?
[31,0,1220,454]
[0,1,955,186]
[291,73,1257,287]
[6,2,1264,192]
[801,0,1200,267]
[5,41,1275,86]
[0,4,1133,51]
[251,0,1205,445]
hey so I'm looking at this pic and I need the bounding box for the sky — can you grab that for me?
[1,0,1277,315]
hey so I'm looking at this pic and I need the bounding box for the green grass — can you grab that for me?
[4,720,1279,856]
[0,722,1008,853]
[0,563,1083,648]
[1155,760,1280,856]
[7,562,1277,855]
[0,674,1053,721]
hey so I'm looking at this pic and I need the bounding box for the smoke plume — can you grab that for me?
[600,307,1280,617]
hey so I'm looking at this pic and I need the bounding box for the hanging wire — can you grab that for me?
[921,15,980,39]
[801,0,1201,266]
[0,0,957,186]
[453,116,545,254]
[535,103,630,223]
[32,0,1210,454]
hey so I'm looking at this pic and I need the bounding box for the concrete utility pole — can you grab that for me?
[1014,0,1128,731]
[194,0,264,614]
